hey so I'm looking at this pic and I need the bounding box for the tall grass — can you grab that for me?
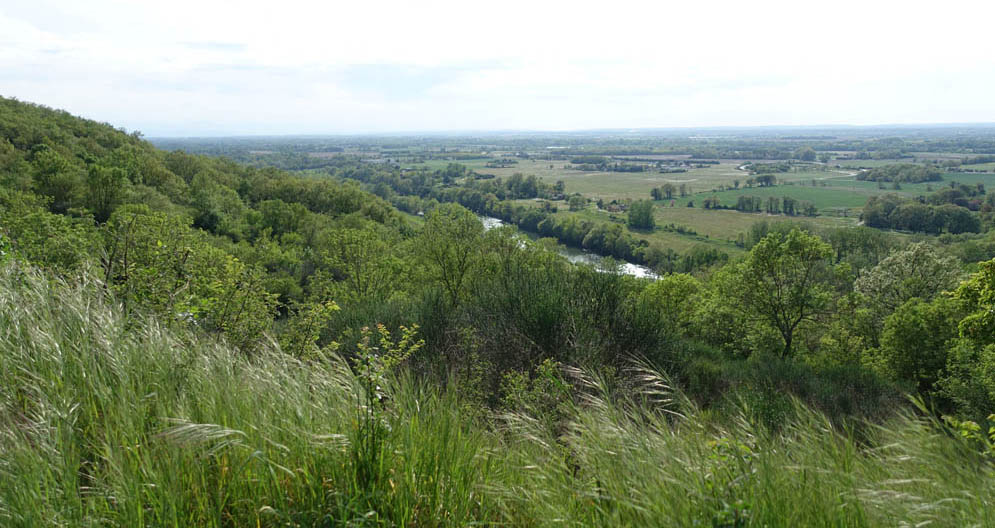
[0,265,497,526]
[0,263,992,526]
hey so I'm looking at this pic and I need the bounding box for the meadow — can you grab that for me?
[701,181,908,213]
[941,171,995,186]
[409,158,744,201]
[651,205,859,235]
[833,159,916,168]
[549,207,746,254]
[962,161,995,171]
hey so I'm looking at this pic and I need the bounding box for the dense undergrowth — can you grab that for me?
[2,264,993,527]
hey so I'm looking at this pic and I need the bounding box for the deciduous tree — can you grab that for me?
[723,229,835,357]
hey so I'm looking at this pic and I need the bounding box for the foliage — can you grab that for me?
[318,226,404,305]
[351,324,424,490]
[869,296,961,393]
[721,229,835,357]
[0,189,96,273]
[627,199,656,229]
[854,242,961,312]
[857,163,942,183]
[939,259,995,418]
[862,193,981,234]
[943,413,995,460]
[278,300,340,359]
[418,203,483,308]
[635,272,701,338]
[9,95,995,524]
[103,207,278,351]
[2,269,991,526]
[500,358,572,436]
[952,258,995,343]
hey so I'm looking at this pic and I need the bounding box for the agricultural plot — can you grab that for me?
[958,162,995,171]
[650,203,860,240]
[696,185,872,212]
[941,172,995,186]
[697,175,941,213]
[411,156,990,235]
[832,159,919,168]
[551,169,697,201]
[532,197,860,254]
[551,208,745,255]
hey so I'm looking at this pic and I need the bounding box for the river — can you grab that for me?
[480,216,659,280]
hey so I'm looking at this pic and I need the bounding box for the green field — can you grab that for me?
[959,162,995,171]
[548,207,743,254]
[411,157,992,239]
[537,202,864,255]
[554,169,702,201]
[407,158,749,200]
[652,202,859,233]
[700,181,916,213]
[941,172,995,186]
[833,159,918,168]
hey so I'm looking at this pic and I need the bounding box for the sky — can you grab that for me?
[2,0,995,136]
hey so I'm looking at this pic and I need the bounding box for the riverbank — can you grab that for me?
[481,216,659,279]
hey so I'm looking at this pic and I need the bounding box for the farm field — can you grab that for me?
[521,198,862,255]
[406,153,995,246]
[407,158,751,200]
[701,182,911,213]
[651,200,861,236]
[959,162,995,171]
[833,159,918,168]
[549,207,746,255]
[941,171,995,186]
[553,168,702,201]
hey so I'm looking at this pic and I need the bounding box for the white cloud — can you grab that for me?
[2,0,994,134]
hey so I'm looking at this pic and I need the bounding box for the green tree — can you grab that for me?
[854,242,961,314]
[800,201,817,216]
[418,203,484,308]
[723,229,835,357]
[318,226,403,304]
[30,147,82,214]
[190,173,249,240]
[85,165,128,222]
[635,273,701,336]
[954,258,995,344]
[568,194,587,211]
[823,226,891,270]
[0,189,95,273]
[794,146,817,162]
[627,200,655,230]
[765,196,781,214]
[103,207,277,351]
[939,258,995,417]
[871,296,961,393]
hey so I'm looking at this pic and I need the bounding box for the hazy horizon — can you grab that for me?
[139,121,995,140]
[4,0,994,136]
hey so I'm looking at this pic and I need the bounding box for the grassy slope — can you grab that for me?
[2,262,993,527]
